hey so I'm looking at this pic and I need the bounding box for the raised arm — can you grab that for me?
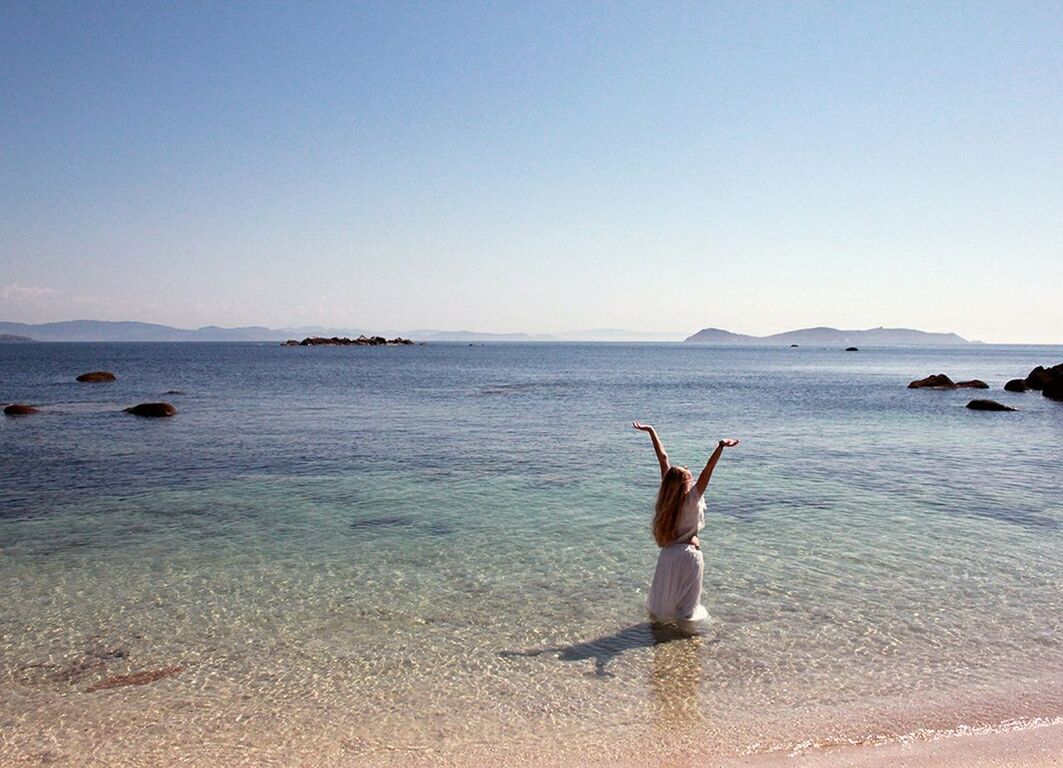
[632,422,670,478]
[695,438,739,495]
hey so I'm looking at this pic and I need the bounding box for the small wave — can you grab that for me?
[747,714,1063,758]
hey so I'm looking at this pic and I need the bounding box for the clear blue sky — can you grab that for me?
[1,1,1060,341]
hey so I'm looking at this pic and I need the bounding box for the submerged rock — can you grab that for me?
[966,399,1016,412]
[124,402,176,418]
[76,371,116,383]
[956,379,989,389]
[1004,378,1029,392]
[4,403,39,416]
[84,665,184,692]
[908,374,956,389]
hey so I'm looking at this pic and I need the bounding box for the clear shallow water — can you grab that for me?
[1,342,1061,765]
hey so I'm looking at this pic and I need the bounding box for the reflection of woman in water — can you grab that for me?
[633,422,738,632]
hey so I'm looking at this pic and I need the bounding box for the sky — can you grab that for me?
[1,1,1061,342]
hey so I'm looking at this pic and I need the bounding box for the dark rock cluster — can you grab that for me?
[907,374,988,390]
[908,362,1062,412]
[283,335,415,346]
[1010,363,1063,401]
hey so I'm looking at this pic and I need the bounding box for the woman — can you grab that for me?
[632,422,739,632]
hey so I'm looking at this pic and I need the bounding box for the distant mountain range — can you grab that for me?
[0,320,680,343]
[684,326,971,345]
[0,320,975,345]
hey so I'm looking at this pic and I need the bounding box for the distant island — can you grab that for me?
[684,326,971,346]
[0,333,34,343]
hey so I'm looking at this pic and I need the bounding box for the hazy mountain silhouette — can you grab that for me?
[684,326,970,345]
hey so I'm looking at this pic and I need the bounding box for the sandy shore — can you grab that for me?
[719,720,1063,768]
[350,719,1063,768]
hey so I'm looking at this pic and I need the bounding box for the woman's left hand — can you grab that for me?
[719,438,740,448]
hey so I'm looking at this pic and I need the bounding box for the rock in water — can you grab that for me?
[4,403,39,416]
[1004,378,1029,392]
[1025,366,1052,390]
[291,335,415,346]
[908,374,957,389]
[84,666,184,692]
[956,380,989,389]
[77,371,116,383]
[124,402,176,418]
[1019,363,1063,399]
[966,399,1016,411]
[845,347,858,351]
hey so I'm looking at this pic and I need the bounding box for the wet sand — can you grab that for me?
[370,720,1063,767]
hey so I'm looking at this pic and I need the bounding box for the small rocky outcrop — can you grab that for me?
[908,374,991,390]
[164,390,184,395]
[1004,363,1063,401]
[966,399,1016,412]
[77,371,116,383]
[845,347,858,351]
[4,403,39,416]
[908,374,956,389]
[284,335,415,346]
[124,402,176,418]
[1025,364,1063,398]
[1025,366,1054,391]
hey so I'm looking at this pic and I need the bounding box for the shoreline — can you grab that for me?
[728,718,1063,768]
[358,718,1063,767]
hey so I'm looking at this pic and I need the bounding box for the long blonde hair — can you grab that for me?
[653,466,691,546]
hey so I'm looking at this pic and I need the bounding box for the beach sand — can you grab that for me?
[341,721,1063,768]
[720,721,1063,768]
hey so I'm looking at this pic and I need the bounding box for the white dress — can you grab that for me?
[646,484,709,628]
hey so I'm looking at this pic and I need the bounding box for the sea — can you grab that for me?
[1,342,1061,766]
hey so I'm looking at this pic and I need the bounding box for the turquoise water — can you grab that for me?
[2,342,1061,765]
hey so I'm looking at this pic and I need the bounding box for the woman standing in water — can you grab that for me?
[632,422,739,631]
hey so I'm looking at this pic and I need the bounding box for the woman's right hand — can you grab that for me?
[632,421,654,432]
[718,438,740,447]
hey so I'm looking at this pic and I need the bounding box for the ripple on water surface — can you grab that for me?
[1,342,1061,764]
